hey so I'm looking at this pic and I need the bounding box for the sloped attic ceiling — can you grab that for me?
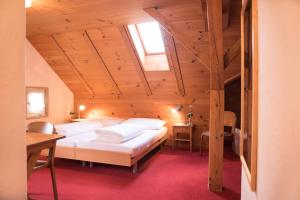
[26,0,241,98]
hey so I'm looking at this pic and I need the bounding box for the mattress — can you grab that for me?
[57,127,167,157]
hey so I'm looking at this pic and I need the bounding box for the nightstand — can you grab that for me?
[172,123,194,152]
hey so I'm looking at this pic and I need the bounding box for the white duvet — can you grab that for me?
[55,121,103,137]
[94,123,146,143]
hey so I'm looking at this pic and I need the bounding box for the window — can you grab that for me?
[26,87,48,119]
[136,22,165,55]
[128,22,170,71]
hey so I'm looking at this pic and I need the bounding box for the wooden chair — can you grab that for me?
[199,111,237,154]
[27,121,58,200]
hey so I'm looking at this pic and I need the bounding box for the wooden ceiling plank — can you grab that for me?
[82,30,121,95]
[143,7,210,69]
[50,35,95,96]
[118,25,152,96]
[165,32,185,96]
[224,38,241,69]
[207,0,225,192]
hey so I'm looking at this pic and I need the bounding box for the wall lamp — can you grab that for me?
[171,105,183,114]
[78,105,86,119]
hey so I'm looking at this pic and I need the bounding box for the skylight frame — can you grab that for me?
[127,22,170,72]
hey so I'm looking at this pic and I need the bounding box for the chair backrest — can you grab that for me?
[224,111,237,133]
[27,121,54,134]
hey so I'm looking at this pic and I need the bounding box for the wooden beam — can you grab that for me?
[207,0,224,192]
[82,30,121,95]
[224,72,241,84]
[50,35,95,96]
[224,39,241,69]
[118,26,152,96]
[164,31,185,96]
[143,7,210,69]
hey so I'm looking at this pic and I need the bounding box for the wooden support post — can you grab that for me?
[207,0,224,192]
[143,7,210,69]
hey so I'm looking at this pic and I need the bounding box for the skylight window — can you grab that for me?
[128,21,169,71]
[136,22,165,55]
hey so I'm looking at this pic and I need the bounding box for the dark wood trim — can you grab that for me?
[165,32,185,96]
[118,26,152,96]
[50,35,95,95]
[82,30,121,95]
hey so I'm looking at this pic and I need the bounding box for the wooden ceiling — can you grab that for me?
[26,0,241,98]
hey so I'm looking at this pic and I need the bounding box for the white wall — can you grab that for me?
[241,1,300,199]
[0,0,27,199]
[25,40,74,125]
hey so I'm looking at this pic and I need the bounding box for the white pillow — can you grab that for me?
[122,118,166,130]
[94,123,146,143]
[88,117,124,127]
[55,121,103,137]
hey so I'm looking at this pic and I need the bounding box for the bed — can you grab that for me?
[52,117,168,173]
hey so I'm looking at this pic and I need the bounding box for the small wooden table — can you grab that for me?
[27,133,65,200]
[172,123,194,152]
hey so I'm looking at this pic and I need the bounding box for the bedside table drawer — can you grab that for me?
[174,126,190,133]
[173,127,184,133]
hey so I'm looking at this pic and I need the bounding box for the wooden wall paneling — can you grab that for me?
[50,35,95,96]
[174,42,210,96]
[118,26,152,96]
[207,0,225,192]
[224,38,241,69]
[144,71,178,95]
[27,35,89,96]
[143,7,210,69]
[82,30,121,95]
[163,30,185,96]
[26,0,209,36]
[52,32,117,95]
[85,27,145,95]
[75,95,210,148]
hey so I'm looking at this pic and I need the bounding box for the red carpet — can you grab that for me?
[28,148,241,200]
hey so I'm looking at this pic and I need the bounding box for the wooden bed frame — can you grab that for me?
[52,134,168,173]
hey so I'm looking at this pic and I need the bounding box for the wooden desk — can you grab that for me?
[172,123,194,152]
[27,133,65,200]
